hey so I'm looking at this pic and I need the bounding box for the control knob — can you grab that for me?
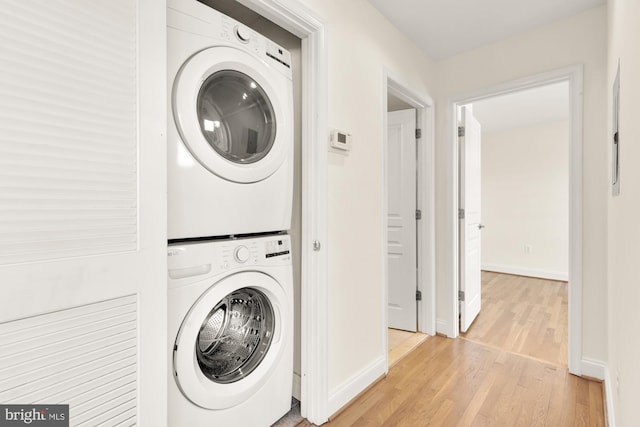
[233,245,251,263]
[235,25,251,43]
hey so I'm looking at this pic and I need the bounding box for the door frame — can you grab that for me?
[382,69,436,370]
[444,65,583,375]
[236,0,329,423]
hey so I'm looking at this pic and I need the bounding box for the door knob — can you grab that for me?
[478,224,486,230]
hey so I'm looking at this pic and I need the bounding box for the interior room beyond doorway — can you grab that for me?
[461,271,568,367]
[457,80,571,368]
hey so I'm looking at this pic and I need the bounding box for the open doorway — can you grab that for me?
[383,74,436,369]
[447,66,583,375]
[457,82,570,367]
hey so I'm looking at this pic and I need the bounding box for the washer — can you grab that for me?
[168,235,293,427]
[168,0,294,240]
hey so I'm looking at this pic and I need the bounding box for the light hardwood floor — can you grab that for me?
[461,271,568,367]
[298,336,604,426]
[295,272,603,426]
[388,328,430,368]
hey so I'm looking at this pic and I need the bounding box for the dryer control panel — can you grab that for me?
[219,15,292,72]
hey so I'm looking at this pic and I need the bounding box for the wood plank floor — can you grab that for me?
[297,336,604,426]
[388,329,430,368]
[295,272,602,426]
[461,271,568,367]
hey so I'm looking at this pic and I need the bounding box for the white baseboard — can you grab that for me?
[436,318,451,337]
[328,356,386,416]
[482,263,568,281]
[581,357,605,380]
[583,359,616,426]
[292,371,301,401]
[603,365,616,427]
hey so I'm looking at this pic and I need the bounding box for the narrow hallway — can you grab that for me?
[299,336,604,426]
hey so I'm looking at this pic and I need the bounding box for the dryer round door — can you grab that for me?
[173,271,289,409]
[172,46,292,183]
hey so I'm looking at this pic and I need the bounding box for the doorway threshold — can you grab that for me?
[388,328,430,368]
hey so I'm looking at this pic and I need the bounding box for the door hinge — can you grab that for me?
[416,290,422,301]
[458,126,465,137]
[415,209,422,220]
[415,128,422,139]
[458,208,465,219]
[458,290,465,301]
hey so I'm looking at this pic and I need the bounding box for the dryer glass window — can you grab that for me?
[196,287,275,384]
[197,70,276,164]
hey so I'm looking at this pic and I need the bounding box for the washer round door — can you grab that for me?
[173,271,289,409]
[172,46,292,184]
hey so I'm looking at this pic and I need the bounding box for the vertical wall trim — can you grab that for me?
[235,0,329,423]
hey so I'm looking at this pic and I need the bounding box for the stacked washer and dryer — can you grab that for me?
[167,0,295,425]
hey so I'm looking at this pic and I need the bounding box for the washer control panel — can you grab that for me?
[265,238,290,258]
[168,235,292,280]
[233,245,251,263]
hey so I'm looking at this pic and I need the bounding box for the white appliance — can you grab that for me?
[168,234,293,427]
[168,0,294,240]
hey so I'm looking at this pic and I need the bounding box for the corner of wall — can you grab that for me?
[436,318,455,338]
[603,364,617,427]
[581,357,606,380]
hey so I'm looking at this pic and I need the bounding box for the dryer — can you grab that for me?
[168,235,293,426]
[168,0,294,240]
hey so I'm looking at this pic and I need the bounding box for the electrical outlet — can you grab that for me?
[524,245,532,254]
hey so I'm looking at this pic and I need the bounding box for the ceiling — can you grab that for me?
[471,82,569,133]
[368,0,605,60]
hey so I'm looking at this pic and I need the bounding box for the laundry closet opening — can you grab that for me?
[196,0,304,411]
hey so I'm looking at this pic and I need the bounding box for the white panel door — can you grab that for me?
[0,1,167,425]
[459,106,482,333]
[387,109,417,332]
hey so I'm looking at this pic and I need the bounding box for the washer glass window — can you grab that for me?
[197,70,277,164]
[196,287,275,384]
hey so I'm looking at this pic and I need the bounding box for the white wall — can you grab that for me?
[481,120,569,280]
[296,0,436,412]
[607,0,640,425]
[434,6,608,362]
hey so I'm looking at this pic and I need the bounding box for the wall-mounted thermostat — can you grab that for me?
[330,129,352,151]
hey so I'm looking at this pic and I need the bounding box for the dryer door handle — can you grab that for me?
[168,264,212,280]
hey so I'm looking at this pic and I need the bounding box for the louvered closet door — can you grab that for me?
[0,1,167,426]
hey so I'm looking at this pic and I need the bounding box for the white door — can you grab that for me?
[0,2,166,425]
[459,106,483,333]
[174,272,288,409]
[172,47,292,183]
[387,109,417,332]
